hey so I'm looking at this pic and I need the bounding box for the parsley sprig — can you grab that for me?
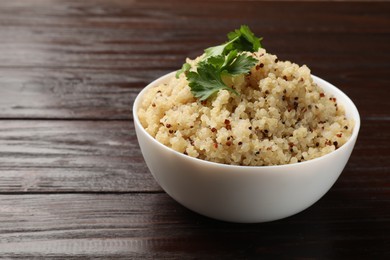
[176,25,262,101]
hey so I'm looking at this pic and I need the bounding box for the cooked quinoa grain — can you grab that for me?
[138,49,354,166]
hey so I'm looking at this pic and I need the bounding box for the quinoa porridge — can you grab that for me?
[137,48,353,166]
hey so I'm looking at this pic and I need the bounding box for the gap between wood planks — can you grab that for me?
[0,191,164,195]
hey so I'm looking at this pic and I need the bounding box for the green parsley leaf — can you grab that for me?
[206,55,225,68]
[187,62,238,101]
[204,38,235,59]
[204,25,262,60]
[207,50,257,75]
[176,25,263,100]
[227,25,262,52]
[221,52,258,75]
[175,62,191,78]
[187,51,256,100]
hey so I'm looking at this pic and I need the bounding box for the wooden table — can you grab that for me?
[0,0,389,258]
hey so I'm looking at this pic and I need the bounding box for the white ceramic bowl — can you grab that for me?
[133,71,360,223]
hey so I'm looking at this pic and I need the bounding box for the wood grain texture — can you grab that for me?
[0,193,388,259]
[0,120,160,192]
[0,0,389,258]
[0,61,388,119]
[0,120,389,193]
[0,1,389,119]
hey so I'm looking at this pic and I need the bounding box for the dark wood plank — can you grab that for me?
[0,193,388,259]
[0,55,388,119]
[0,1,388,119]
[0,68,152,120]
[0,120,160,192]
[0,1,388,34]
[0,119,389,193]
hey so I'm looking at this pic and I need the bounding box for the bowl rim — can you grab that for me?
[133,71,360,170]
